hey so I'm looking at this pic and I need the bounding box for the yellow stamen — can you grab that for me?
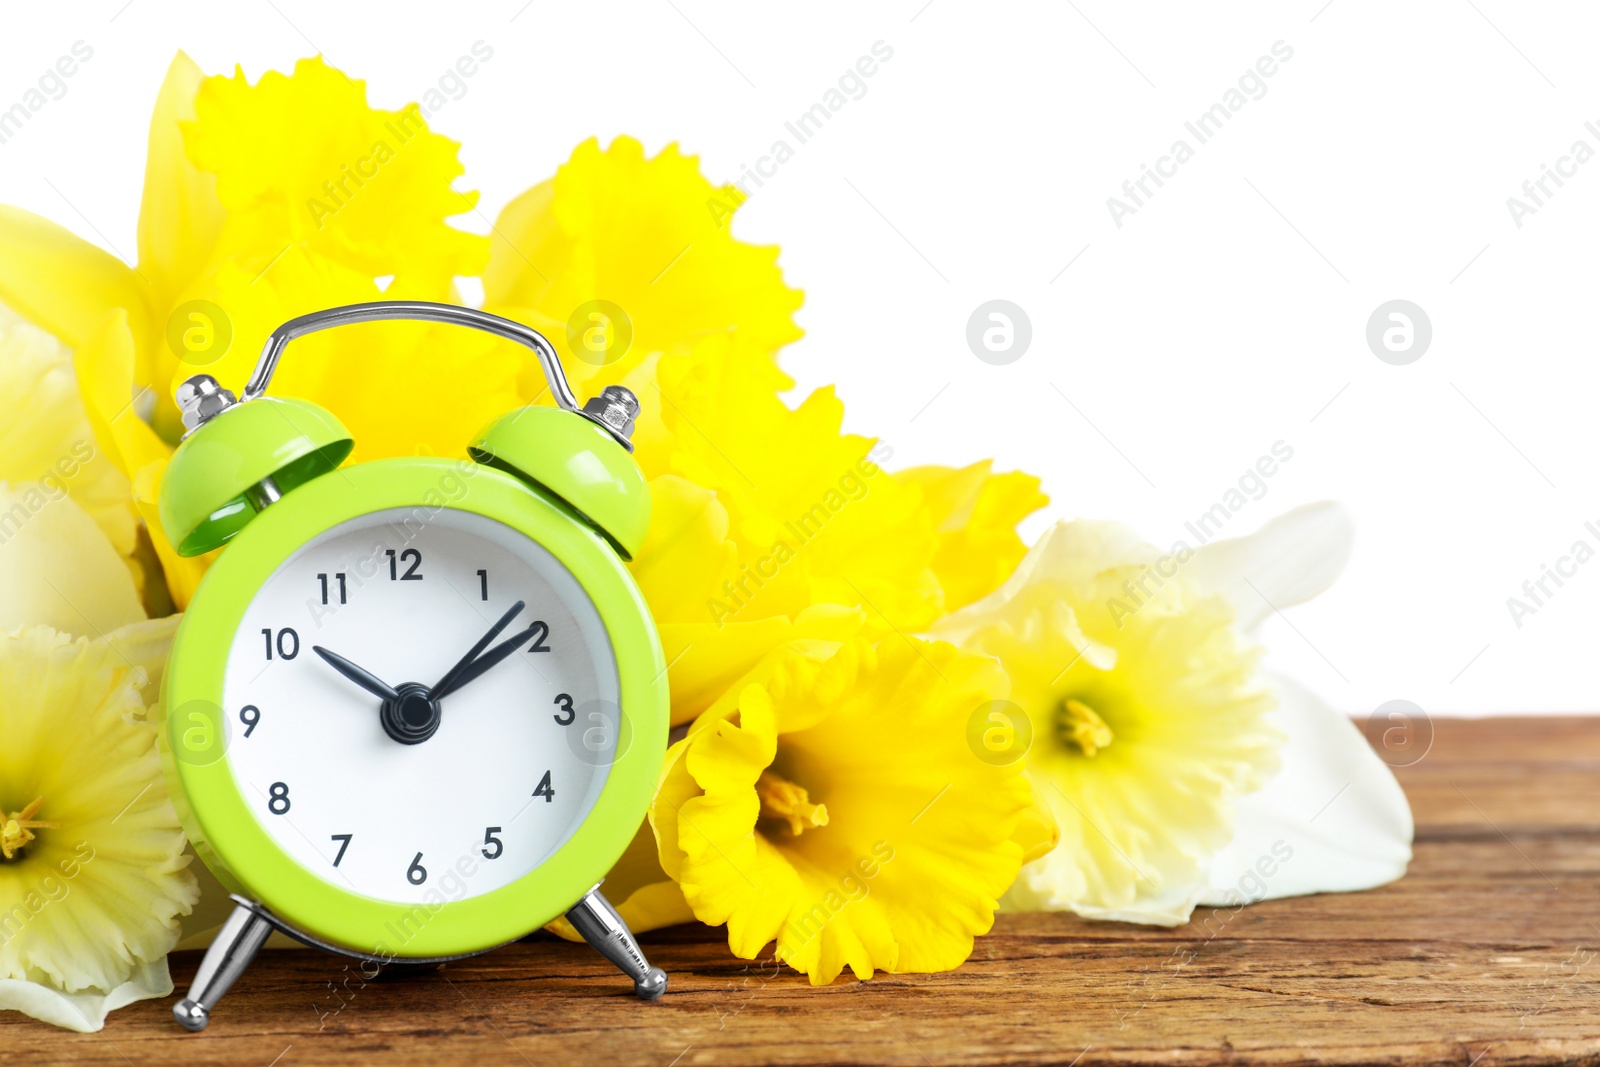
[756,770,829,837]
[1,796,58,860]
[1057,699,1114,757]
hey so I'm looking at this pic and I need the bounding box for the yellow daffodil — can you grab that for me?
[0,53,507,608]
[620,332,1046,725]
[933,518,1282,924]
[649,332,943,628]
[650,638,1034,983]
[584,457,1046,926]
[185,57,485,284]
[629,473,867,724]
[483,136,803,394]
[0,618,197,1032]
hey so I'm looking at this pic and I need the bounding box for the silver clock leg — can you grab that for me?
[564,888,667,1000]
[173,903,273,1031]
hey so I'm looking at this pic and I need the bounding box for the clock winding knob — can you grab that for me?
[176,373,239,434]
[581,385,639,443]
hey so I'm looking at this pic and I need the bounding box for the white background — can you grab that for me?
[2,0,1595,717]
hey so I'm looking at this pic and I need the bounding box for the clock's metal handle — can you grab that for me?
[226,301,636,449]
[243,302,577,408]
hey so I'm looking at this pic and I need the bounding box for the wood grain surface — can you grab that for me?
[5,716,1598,1066]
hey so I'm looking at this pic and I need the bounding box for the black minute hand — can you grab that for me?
[429,600,525,700]
[432,619,546,699]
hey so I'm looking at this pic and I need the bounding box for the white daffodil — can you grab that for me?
[0,619,199,1032]
[933,502,1411,925]
[0,305,151,635]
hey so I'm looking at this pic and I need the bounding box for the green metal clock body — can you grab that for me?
[162,455,667,959]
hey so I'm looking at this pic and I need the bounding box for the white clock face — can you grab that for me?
[221,506,621,906]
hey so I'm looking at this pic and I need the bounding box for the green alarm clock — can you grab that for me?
[157,302,670,1032]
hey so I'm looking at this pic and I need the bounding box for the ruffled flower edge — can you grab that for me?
[0,959,171,1034]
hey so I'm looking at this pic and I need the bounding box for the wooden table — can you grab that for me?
[8,717,1598,1065]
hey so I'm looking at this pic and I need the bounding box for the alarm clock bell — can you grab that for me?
[158,302,669,1032]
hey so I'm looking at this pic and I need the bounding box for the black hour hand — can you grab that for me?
[312,646,400,702]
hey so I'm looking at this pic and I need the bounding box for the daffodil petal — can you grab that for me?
[0,487,145,635]
[1196,673,1412,907]
[1010,784,1060,867]
[657,639,1029,984]
[0,206,150,353]
[651,737,698,884]
[632,476,737,615]
[74,310,172,481]
[0,619,197,1029]
[186,58,486,280]
[136,51,227,415]
[0,306,137,560]
[965,518,1157,614]
[896,461,1048,611]
[543,817,695,943]
[651,333,943,630]
[137,52,226,302]
[658,620,784,725]
[658,605,864,725]
[1186,502,1355,634]
[953,519,1281,924]
[174,858,300,953]
[0,958,171,1033]
[484,136,802,387]
[543,878,694,944]
[132,460,211,611]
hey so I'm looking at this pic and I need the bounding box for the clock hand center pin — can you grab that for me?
[313,599,530,745]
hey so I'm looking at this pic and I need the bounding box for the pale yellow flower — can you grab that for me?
[936,504,1414,924]
[0,308,136,566]
[934,519,1282,924]
[0,618,197,1032]
[0,483,146,640]
[0,307,151,633]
